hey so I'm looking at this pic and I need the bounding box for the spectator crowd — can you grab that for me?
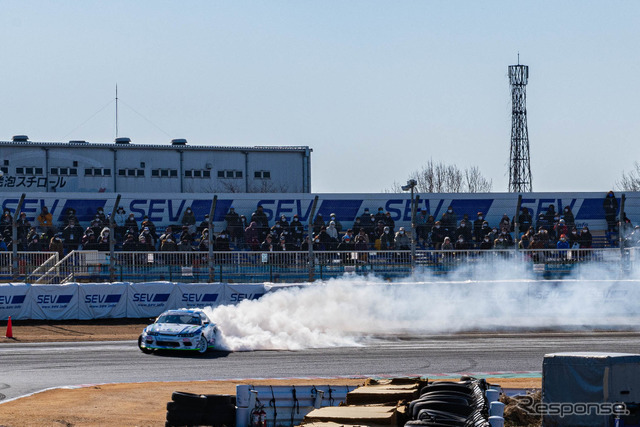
[1,191,639,257]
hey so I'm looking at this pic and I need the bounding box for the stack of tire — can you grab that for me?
[166,391,236,427]
[404,377,491,427]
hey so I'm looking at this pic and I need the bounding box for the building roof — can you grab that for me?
[0,139,312,152]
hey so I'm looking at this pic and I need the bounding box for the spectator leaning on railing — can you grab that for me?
[394,227,410,250]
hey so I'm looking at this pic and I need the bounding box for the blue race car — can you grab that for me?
[138,309,218,355]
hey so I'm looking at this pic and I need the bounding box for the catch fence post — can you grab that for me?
[208,195,217,283]
[11,193,26,278]
[109,194,121,282]
[307,195,319,282]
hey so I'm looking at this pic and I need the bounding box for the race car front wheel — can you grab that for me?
[138,335,153,354]
[196,335,208,355]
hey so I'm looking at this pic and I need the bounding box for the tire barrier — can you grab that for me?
[404,377,503,427]
[166,391,236,427]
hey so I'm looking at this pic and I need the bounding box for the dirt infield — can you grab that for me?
[1,318,148,343]
[0,319,541,426]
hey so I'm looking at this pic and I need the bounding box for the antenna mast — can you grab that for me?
[115,84,119,138]
[508,59,532,192]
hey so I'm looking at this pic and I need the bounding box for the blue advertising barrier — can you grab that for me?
[0,282,272,320]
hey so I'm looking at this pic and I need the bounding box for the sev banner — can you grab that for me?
[30,283,79,320]
[126,281,177,318]
[174,283,225,309]
[78,282,128,319]
[0,283,31,320]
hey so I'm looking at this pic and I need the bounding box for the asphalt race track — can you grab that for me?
[1,332,640,402]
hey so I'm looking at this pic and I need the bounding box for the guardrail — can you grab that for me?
[4,247,635,284]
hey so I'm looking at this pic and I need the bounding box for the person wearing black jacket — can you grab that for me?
[289,215,304,245]
[251,205,270,240]
[518,207,533,233]
[62,218,84,251]
[603,191,619,232]
[224,208,242,243]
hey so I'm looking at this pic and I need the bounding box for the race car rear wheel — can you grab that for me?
[196,335,208,354]
[138,335,153,354]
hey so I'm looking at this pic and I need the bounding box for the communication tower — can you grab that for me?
[508,60,532,192]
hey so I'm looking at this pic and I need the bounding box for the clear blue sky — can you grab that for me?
[1,1,638,194]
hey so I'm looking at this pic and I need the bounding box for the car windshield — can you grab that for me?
[157,314,202,325]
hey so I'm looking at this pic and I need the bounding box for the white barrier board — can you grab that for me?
[174,283,225,309]
[78,282,129,319]
[30,283,79,320]
[126,281,177,318]
[225,283,267,305]
[0,283,31,320]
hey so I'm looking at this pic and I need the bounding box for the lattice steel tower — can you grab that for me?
[508,62,532,192]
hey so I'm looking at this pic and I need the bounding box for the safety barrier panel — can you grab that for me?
[7,248,637,285]
[236,384,358,427]
[0,281,272,320]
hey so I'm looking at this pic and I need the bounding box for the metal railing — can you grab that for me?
[8,247,636,284]
[0,252,59,282]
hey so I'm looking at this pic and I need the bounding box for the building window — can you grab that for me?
[0,167,8,174]
[185,169,211,179]
[119,168,145,177]
[83,167,110,177]
[218,170,243,179]
[151,168,177,178]
[15,167,44,176]
[52,167,76,176]
[254,170,271,179]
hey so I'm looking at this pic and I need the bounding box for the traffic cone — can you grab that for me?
[5,316,13,338]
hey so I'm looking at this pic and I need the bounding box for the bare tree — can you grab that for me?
[216,181,244,193]
[248,180,289,193]
[387,160,492,193]
[465,166,493,193]
[617,162,640,192]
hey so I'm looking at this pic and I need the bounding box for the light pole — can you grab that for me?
[402,179,417,268]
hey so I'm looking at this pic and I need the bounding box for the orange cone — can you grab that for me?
[6,316,13,338]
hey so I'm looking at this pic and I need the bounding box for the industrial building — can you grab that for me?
[0,135,312,193]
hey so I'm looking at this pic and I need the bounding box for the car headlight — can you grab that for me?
[177,332,198,338]
[147,331,159,336]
